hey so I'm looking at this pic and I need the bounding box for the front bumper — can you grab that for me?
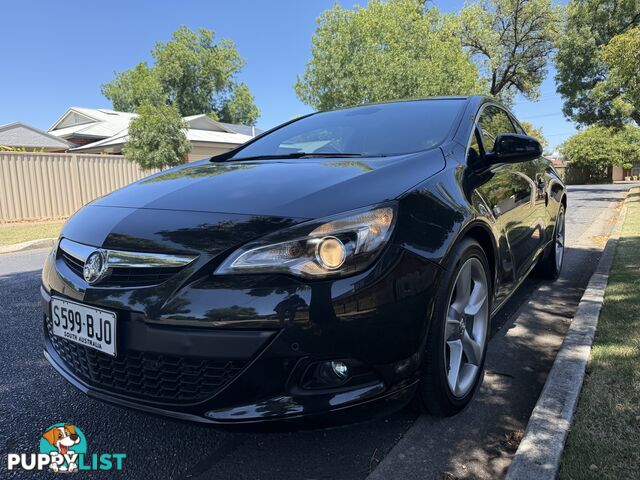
[44,343,418,428]
[42,244,439,426]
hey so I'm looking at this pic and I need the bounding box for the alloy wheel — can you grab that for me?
[555,209,565,271]
[444,257,489,398]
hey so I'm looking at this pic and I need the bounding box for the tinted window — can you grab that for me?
[513,121,527,135]
[230,99,466,159]
[478,106,516,152]
[468,128,481,164]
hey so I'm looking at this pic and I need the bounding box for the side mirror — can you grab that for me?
[485,133,542,164]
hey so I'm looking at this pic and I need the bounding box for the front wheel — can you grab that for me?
[418,238,491,416]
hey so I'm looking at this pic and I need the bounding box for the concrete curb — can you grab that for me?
[0,237,56,255]
[505,197,628,480]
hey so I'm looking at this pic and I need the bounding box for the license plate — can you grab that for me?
[50,297,117,357]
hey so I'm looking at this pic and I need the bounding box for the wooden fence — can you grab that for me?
[0,152,157,222]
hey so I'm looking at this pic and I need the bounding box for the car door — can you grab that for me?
[472,105,541,292]
[511,118,553,249]
[514,121,555,246]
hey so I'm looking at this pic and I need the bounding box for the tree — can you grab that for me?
[219,83,260,126]
[560,125,640,173]
[101,62,163,112]
[123,103,191,170]
[595,26,640,124]
[519,120,548,151]
[294,0,485,111]
[102,26,259,125]
[555,0,640,126]
[459,0,562,104]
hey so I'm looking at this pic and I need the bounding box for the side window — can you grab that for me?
[467,127,482,165]
[477,106,516,152]
[513,120,527,135]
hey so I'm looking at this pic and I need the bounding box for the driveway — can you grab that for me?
[0,184,634,480]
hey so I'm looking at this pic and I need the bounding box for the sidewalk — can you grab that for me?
[0,220,62,253]
[559,188,640,479]
[507,187,637,479]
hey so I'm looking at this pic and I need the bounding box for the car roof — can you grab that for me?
[316,96,472,113]
[314,95,512,116]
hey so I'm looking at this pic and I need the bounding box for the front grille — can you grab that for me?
[105,266,183,286]
[59,251,185,287]
[61,251,84,277]
[46,317,246,404]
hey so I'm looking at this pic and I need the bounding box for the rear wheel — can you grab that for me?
[534,204,565,280]
[418,238,491,416]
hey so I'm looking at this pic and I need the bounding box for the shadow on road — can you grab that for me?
[370,244,605,480]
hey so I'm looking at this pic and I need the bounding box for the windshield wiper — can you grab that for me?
[224,152,386,162]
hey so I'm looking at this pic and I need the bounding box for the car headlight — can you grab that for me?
[215,204,396,278]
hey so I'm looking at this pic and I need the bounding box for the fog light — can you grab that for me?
[330,360,349,379]
[316,236,346,269]
[299,359,374,390]
[315,360,350,386]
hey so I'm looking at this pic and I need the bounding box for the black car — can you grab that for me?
[42,96,566,426]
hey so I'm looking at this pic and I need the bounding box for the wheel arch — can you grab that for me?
[454,221,498,295]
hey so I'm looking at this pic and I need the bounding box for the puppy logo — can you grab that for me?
[40,423,86,473]
[6,422,125,472]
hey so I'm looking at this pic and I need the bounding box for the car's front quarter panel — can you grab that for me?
[395,139,551,313]
[396,143,501,268]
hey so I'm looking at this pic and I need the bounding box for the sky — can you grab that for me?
[0,0,575,151]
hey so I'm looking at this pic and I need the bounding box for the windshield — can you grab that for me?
[229,99,466,160]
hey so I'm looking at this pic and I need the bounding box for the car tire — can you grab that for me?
[418,238,491,416]
[533,204,565,280]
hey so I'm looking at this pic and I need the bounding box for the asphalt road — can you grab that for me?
[0,183,635,480]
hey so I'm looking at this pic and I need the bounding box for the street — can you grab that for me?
[0,184,634,480]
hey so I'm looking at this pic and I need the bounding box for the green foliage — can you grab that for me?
[561,127,617,171]
[152,27,243,116]
[460,0,562,103]
[100,62,163,112]
[102,26,259,125]
[294,0,485,110]
[519,120,548,151]
[560,125,640,172]
[596,27,640,124]
[218,83,260,126]
[123,103,191,170]
[555,0,640,125]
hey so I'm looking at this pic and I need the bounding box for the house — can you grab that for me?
[613,164,640,181]
[47,107,261,161]
[547,151,566,169]
[0,121,72,152]
[549,150,636,182]
[48,108,136,147]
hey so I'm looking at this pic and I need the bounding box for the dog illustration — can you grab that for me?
[42,424,80,473]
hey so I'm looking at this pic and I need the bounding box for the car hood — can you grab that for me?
[61,204,303,256]
[91,149,446,219]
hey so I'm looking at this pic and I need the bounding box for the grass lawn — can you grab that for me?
[559,187,640,479]
[0,221,64,246]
